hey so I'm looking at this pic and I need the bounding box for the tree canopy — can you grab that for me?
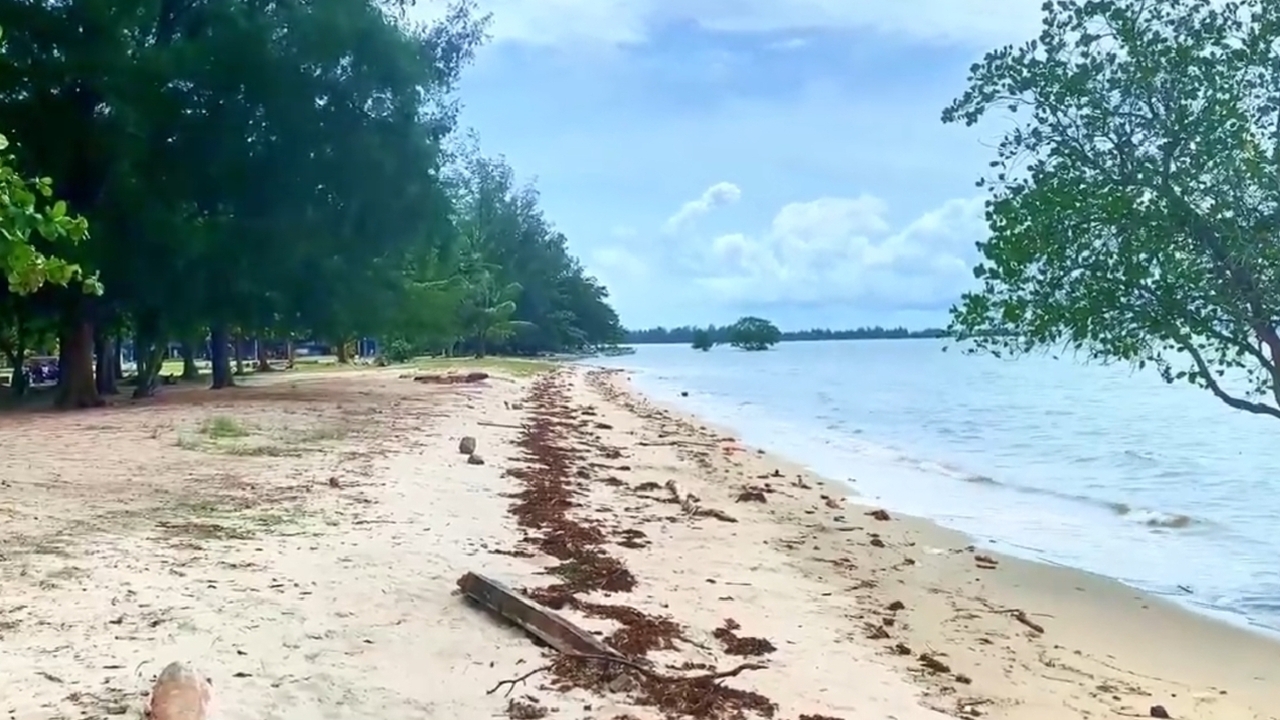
[945,0,1280,420]
[0,0,623,408]
[727,316,781,352]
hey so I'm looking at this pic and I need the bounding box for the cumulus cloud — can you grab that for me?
[662,181,742,233]
[692,194,986,311]
[412,0,1043,48]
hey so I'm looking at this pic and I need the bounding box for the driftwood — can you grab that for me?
[413,371,490,385]
[478,420,525,430]
[456,572,618,657]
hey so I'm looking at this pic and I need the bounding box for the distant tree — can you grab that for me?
[728,316,780,351]
[943,0,1280,420]
[691,327,713,351]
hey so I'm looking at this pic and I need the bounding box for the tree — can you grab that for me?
[691,328,714,351]
[728,316,780,351]
[0,0,624,409]
[943,0,1280,420]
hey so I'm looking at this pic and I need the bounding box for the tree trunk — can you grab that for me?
[179,340,200,380]
[285,339,295,368]
[210,324,234,389]
[256,338,273,372]
[8,310,27,397]
[55,314,103,409]
[94,326,118,395]
[113,331,124,380]
[131,315,164,399]
[335,339,351,364]
[233,332,244,375]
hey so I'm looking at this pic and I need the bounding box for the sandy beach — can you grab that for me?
[0,363,1276,720]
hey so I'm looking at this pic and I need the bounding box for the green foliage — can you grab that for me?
[943,0,1280,419]
[0,2,625,406]
[691,327,714,351]
[728,316,781,351]
[383,339,416,364]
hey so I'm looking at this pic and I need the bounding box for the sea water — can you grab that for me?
[587,339,1280,634]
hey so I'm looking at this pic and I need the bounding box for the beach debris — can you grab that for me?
[413,371,490,384]
[866,509,891,521]
[886,600,905,612]
[712,618,777,656]
[1149,705,1171,718]
[456,572,618,656]
[824,496,842,509]
[974,554,999,570]
[864,622,891,640]
[327,476,341,488]
[506,697,548,719]
[459,436,477,454]
[918,653,952,674]
[480,420,525,429]
[735,487,768,503]
[467,453,486,465]
[148,661,212,720]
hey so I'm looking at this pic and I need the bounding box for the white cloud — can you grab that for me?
[693,194,986,310]
[414,0,1043,48]
[662,181,741,233]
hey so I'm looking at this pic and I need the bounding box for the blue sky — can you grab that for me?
[412,1,1045,330]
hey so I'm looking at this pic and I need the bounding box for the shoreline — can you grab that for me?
[589,365,1280,719]
[600,361,1280,640]
[1,363,1275,719]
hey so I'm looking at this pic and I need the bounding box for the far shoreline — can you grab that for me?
[586,361,1280,647]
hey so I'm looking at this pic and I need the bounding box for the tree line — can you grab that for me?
[0,0,623,408]
[626,324,946,345]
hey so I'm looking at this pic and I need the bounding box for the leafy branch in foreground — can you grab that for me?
[944,0,1280,420]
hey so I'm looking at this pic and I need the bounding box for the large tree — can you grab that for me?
[0,0,625,408]
[944,0,1280,419]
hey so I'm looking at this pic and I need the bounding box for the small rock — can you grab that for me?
[1149,706,1170,719]
[467,454,485,465]
[866,509,891,521]
[459,436,477,454]
[680,391,689,397]
[510,402,524,410]
[327,477,341,489]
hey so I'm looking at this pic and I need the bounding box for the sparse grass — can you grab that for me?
[411,356,557,378]
[157,493,308,542]
[200,415,250,438]
[178,415,349,457]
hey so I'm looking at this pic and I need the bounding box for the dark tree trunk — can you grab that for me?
[131,315,164,399]
[335,339,351,364]
[285,339,295,368]
[179,340,199,379]
[94,326,118,395]
[255,338,273,371]
[112,331,124,380]
[8,310,27,397]
[210,324,234,389]
[233,332,244,375]
[55,311,103,409]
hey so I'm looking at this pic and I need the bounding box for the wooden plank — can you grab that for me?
[456,572,619,657]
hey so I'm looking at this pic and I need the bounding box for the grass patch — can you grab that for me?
[178,417,349,457]
[158,495,307,542]
[200,415,250,438]
[411,356,557,378]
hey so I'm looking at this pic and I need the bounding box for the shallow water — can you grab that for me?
[588,340,1280,634]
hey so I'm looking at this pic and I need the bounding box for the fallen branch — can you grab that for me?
[640,440,718,448]
[487,651,767,697]
[478,420,525,430]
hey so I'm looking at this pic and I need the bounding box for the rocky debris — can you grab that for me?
[467,453,486,465]
[459,436,478,454]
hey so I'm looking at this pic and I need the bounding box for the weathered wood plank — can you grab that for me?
[456,572,618,657]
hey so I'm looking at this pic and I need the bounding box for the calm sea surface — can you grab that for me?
[588,339,1280,634]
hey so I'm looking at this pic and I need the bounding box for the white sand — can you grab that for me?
[0,364,1275,720]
